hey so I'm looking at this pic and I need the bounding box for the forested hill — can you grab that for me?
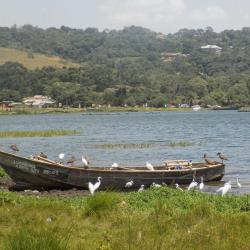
[0,25,250,107]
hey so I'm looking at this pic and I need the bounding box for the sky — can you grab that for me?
[0,0,250,34]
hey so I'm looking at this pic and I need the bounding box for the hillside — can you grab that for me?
[0,47,80,69]
[0,25,249,107]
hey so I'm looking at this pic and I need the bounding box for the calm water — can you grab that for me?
[0,110,249,193]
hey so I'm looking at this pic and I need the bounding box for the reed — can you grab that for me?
[95,143,153,149]
[0,130,80,138]
[168,140,194,147]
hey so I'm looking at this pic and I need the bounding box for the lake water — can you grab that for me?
[0,110,249,193]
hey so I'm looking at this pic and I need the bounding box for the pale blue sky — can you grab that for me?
[0,0,249,33]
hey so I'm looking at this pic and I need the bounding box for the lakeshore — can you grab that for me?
[0,187,249,250]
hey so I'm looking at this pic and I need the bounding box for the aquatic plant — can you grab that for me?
[168,140,194,147]
[95,143,154,149]
[0,130,80,138]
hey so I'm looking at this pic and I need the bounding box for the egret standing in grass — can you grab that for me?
[216,181,231,196]
[125,180,134,188]
[88,176,102,195]
[175,183,183,191]
[58,153,65,164]
[138,184,145,192]
[199,176,204,190]
[188,179,198,191]
[146,162,154,171]
[151,182,161,188]
[236,175,242,188]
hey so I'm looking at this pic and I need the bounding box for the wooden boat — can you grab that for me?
[0,150,225,190]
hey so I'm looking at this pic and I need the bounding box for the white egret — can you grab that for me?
[111,163,119,168]
[146,162,154,171]
[199,176,204,190]
[88,176,102,195]
[125,180,134,188]
[188,179,198,190]
[236,175,242,188]
[175,183,183,191]
[58,153,65,164]
[216,181,231,196]
[82,156,89,167]
[138,184,145,192]
[151,182,161,188]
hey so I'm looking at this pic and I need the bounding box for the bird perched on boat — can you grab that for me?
[82,156,90,168]
[203,154,216,165]
[39,152,47,158]
[236,175,242,188]
[10,144,19,152]
[58,153,65,164]
[188,179,198,190]
[111,162,119,169]
[88,177,102,195]
[199,176,204,190]
[138,184,145,192]
[146,162,154,171]
[175,183,183,191]
[125,180,134,188]
[217,152,228,163]
[151,182,161,188]
[216,181,231,196]
[67,156,76,166]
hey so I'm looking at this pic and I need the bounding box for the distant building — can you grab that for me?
[200,45,222,54]
[160,52,188,62]
[23,95,55,108]
[0,101,15,111]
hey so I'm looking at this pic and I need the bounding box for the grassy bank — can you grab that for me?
[0,106,194,115]
[0,130,80,138]
[0,188,249,249]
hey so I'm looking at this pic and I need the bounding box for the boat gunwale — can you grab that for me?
[0,150,224,173]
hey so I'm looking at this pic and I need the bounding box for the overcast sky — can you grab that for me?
[0,0,250,34]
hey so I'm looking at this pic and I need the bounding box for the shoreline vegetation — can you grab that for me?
[0,129,80,138]
[0,188,249,249]
[0,106,245,116]
[1,106,199,115]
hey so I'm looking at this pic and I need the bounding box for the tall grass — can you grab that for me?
[0,130,80,138]
[0,188,249,249]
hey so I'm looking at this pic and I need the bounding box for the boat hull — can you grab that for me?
[0,151,225,190]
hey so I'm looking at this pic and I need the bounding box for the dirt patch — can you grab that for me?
[0,177,90,197]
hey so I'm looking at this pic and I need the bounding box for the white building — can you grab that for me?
[200,45,222,54]
[23,95,55,107]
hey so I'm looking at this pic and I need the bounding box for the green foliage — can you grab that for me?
[0,167,7,177]
[0,130,80,138]
[0,189,250,249]
[84,192,122,217]
[0,25,250,107]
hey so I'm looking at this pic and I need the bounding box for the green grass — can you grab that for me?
[0,167,7,177]
[0,130,80,138]
[168,140,194,147]
[0,47,80,69]
[0,188,249,249]
[95,143,153,149]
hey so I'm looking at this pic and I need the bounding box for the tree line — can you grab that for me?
[0,25,250,107]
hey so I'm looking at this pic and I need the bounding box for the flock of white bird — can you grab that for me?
[87,174,242,196]
[56,155,242,196]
